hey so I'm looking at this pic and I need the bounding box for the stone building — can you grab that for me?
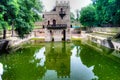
[43,1,71,41]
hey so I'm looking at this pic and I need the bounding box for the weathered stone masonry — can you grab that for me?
[43,1,71,41]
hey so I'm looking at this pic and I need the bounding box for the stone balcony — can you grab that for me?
[47,24,67,29]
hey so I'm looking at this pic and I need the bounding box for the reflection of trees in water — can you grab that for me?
[87,41,114,55]
[45,42,71,78]
[76,46,81,57]
[71,40,82,57]
[80,44,120,80]
[0,45,46,80]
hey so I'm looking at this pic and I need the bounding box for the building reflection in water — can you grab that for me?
[44,42,71,79]
[34,42,98,80]
[1,40,120,80]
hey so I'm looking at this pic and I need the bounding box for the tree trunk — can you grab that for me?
[3,28,6,39]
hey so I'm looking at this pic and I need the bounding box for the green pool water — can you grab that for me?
[0,40,120,80]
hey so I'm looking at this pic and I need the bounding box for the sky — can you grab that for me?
[41,0,92,17]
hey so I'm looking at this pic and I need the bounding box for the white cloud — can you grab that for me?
[42,0,56,11]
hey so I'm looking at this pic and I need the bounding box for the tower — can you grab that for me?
[43,0,71,41]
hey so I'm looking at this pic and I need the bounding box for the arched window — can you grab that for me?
[48,20,50,25]
[61,8,63,12]
[60,8,65,14]
[42,15,44,18]
[53,19,56,26]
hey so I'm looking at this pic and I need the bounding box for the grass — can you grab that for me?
[34,26,43,29]
[71,37,82,41]
[31,37,45,41]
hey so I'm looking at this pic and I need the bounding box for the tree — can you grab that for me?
[93,0,120,26]
[0,0,20,39]
[93,0,113,26]
[0,0,43,39]
[0,3,9,39]
[76,9,80,21]
[15,0,43,38]
[70,12,75,23]
[112,0,120,26]
[79,5,96,27]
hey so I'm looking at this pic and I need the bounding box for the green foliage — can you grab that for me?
[80,5,96,27]
[15,0,43,38]
[14,1,32,38]
[15,18,33,38]
[94,0,120,26]
[94,0,111,26]
[70,12,75,23]
[0,0,43,38]
[80,0,120,27]
[0,5,6,29]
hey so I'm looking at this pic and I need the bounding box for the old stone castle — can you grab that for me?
[43,1,71,41]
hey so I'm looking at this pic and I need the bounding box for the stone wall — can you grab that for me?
[33,29,45,38]
[87,34,112,48]
[0,30,18,39]
[45,29,64,42]
[88,34,120,51]
[43,1,70,27]
[112,41,120,51]
[91,27,120,33]
[43,1,71,41]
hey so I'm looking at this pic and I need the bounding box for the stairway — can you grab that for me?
[107,39,114,49]
[113,32,120,39]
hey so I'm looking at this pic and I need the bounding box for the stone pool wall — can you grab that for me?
[91,27,120,33]
[87,34,114,49]
[86,27,120,51]
[87,34,120,51]
[112,41,120,51]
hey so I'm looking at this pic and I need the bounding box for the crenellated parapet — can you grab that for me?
[56,0,70,7]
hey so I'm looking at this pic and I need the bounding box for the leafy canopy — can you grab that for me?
[80,5,96,27]
[79,0,120,27]
[0,0,43,38]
